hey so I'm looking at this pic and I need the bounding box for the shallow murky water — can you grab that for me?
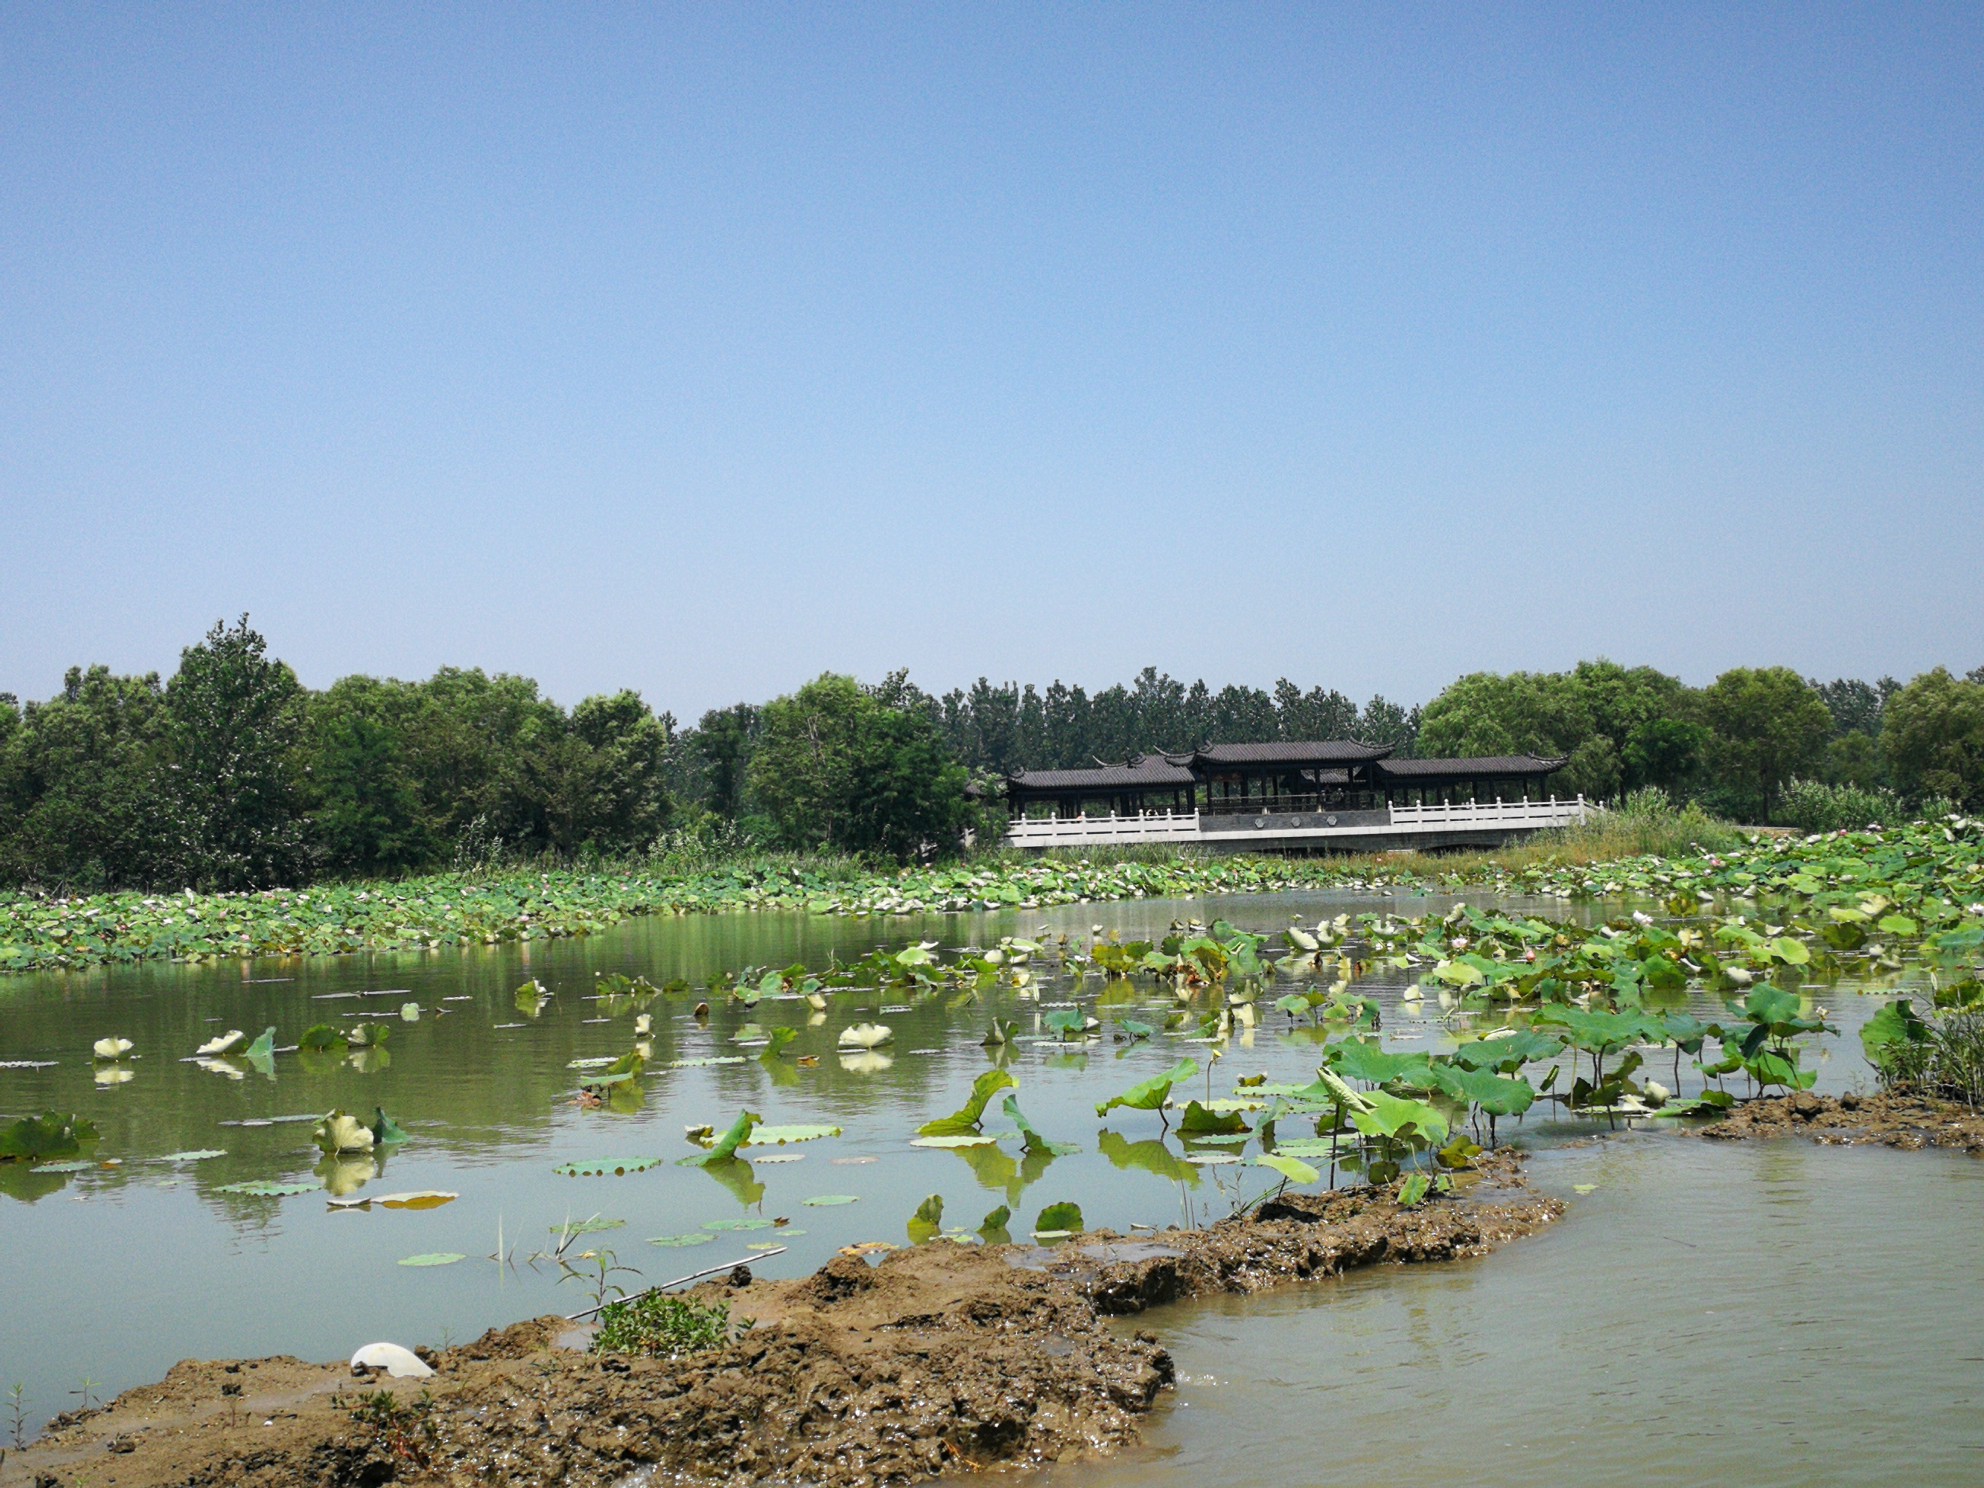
[0,885,1920,1453]
[1051,1136,1984,1488]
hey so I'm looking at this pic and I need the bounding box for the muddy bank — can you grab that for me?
[3,1158,1559,1488]
[1696,1090,1984,1153]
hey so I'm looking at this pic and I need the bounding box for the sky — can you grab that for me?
[2,3,1980,719]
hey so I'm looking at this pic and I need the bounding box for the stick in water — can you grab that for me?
[566,1245,789,1322]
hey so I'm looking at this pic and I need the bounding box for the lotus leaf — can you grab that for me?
[217,1180,319,1197]
[680,1110,761,1167]
[743,1124,841,1146]
[314,1111,375,1156]
[918,1070,1017,1137]
[556,1156,664,1177]
[1253,1153,1321,1185]
[1033,1201,1083,1236]
[1095,1058,1198,1118]
[398,1252,466,1267]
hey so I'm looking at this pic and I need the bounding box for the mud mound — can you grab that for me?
[3,1161,1560,1488]
[1697,1090,1984,1152]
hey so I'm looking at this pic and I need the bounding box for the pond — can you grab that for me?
[1047,1137,1984,1488]
[0,883,1936,1467]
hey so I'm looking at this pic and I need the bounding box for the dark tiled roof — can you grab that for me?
[1193,741,1393,766]
[1376,755,1567,779]
[1008,763,1198,792]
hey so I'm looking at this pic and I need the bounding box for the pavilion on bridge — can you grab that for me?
[1003,742,1568,820]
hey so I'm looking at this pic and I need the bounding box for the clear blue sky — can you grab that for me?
[3,4,1979,720]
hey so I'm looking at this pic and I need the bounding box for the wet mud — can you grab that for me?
[2,1156,1560,1488]
[1695,1089,1984,1153]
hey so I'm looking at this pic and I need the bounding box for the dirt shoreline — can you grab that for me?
[1693,1089,1984,1153]
[3,1156,1560,1488]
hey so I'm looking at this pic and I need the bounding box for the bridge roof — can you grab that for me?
[1008,762,1199,792]
[1376,755,1567,780]
[1192,741,1393,767]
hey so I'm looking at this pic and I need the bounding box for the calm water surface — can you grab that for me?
[1049,1138,1984,1488]
[0,885,1938,1467]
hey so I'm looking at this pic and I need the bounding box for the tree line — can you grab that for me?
[4,618,1982,891]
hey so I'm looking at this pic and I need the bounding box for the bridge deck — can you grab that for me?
[1005,796,1589,852]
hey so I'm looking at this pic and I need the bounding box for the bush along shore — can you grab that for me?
[2,814,1979,976]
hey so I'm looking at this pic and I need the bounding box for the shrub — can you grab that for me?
[1776,778,1908,834]
[591,1292,745,1358]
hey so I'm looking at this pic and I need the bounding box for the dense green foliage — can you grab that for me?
[8,807,1981,976]
[746,675,973,859]
[1413,659,1984,823]
[6,617,1981,891]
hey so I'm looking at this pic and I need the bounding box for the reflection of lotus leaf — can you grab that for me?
[554,1157,663,1177]
[552,1217,625,1235]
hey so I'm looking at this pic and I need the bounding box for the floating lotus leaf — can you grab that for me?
[743,1124,841,1146]
[910,1134,1002,1148]
[555,1156,663,1177]
[330,1190,458,1210]
[647,1232,716,1247]
[217,1180,319,1197]
[670,1057,746,1068]
[30,1159,97,1173]
[156,1149,227,1162]
[398,1252,466,1267]
[803,1194,860,1206]
[704,1217,775,1231]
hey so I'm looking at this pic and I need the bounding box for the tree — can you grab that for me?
[1882,669,1984,810]
[747,674,971,860]
[1699,667,1832,824]
[303,690,433,877]
[163,617,307,888]
[0,666,174,889]
[687,704,760,816]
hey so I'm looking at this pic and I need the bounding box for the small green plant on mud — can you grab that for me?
[341,1389,437,1467]
[557,1247,642,1312]
[591,1293,746,1358]
[7,1381,28,1449]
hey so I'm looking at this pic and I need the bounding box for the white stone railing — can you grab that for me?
[1386,795,1587,826]
[1003,795,1588,847]
[1004,810,1203,848]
